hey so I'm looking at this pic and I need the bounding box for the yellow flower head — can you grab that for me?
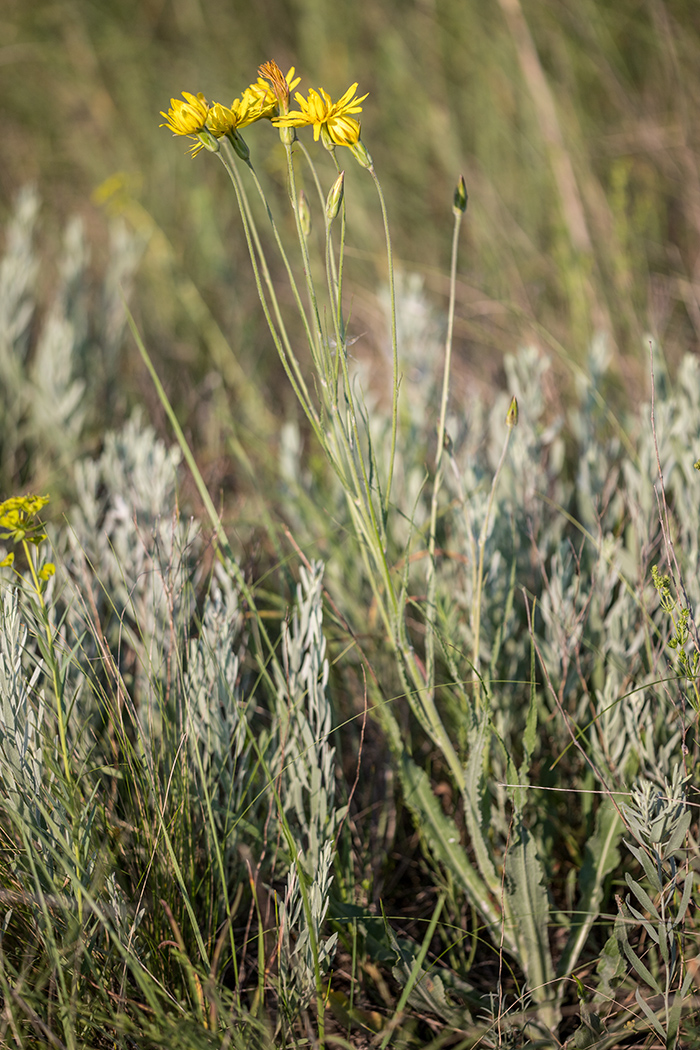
[206,102,237,137]
[247,64,301,120]
[274,83,368,147]
[160,92,210,136]
[0,494,50,546]
[160,91,218,155]
[206,96,258,135]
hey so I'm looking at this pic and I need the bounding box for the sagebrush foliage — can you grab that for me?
[1,174,699,1049]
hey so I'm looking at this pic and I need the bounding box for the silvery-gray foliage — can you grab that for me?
[274,563,344,1013]
[0,588,97,893]
[0,588,45,824]
[274,561,344,867]
[278,840,337,1018]
[0,186,144,491]
[184,559,253,881]
[613,765,694,1046]
[67,411,200,734]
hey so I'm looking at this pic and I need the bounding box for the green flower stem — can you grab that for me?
[368,166,399,520]
[235,145,325,392]
[324,196,347,402]
[329,150,347,392]
[218,140,312,404]
[425,204,465,693]
[297,141,346,381]
[216,142,322,442]
[284,142,331,389]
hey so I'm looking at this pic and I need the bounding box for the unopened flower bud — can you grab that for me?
[195,128,220,154]
[325,171,345,224]
[320,125,336,153]
[299,190,311,237]
[228,129,250,160]
[350,140,373,169]
[506,396,518,428]
[453,175,468,214]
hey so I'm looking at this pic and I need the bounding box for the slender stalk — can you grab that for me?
[368,167,399,518]
[471,423,515,697]
[284,141,331,386]
[235,145,326,388]
[298,139,341,297]
[425,204,465,692]
[215,143,323,441]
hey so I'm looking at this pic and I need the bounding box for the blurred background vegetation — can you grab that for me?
[2,0,700,494]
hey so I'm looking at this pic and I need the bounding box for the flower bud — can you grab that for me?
[299,190,311,237]
[228,129,250,161]
[350,140,373,169]
[195,128,220,154]
[453,175,468,215]
[325,171,345,224]
[506,396,518,429]
[320,125,336,153]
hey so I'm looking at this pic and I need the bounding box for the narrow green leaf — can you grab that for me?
[674,871,694,927]
[625,897,659,943]
[462,714,499,893]
[504,817,558,1029]
[619,928,660,993]
[634,987,666,1041]
[521,624,538,768]
[625,840,662,894]
[398,749,503,941]
[558,801,622,979]
[625,873,660,920]
[666,810,692,855]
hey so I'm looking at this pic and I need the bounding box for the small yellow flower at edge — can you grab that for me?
[160,91,220,156]
[160,92,209,136]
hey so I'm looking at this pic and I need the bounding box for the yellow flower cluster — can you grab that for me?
[0,494,55,579]
[160,62,301,155]
[0,494,50,546]
[160,59,369,157]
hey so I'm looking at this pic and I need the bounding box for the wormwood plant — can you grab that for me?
[0,186,144,497]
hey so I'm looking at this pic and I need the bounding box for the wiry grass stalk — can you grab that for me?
[426,187,467,693]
